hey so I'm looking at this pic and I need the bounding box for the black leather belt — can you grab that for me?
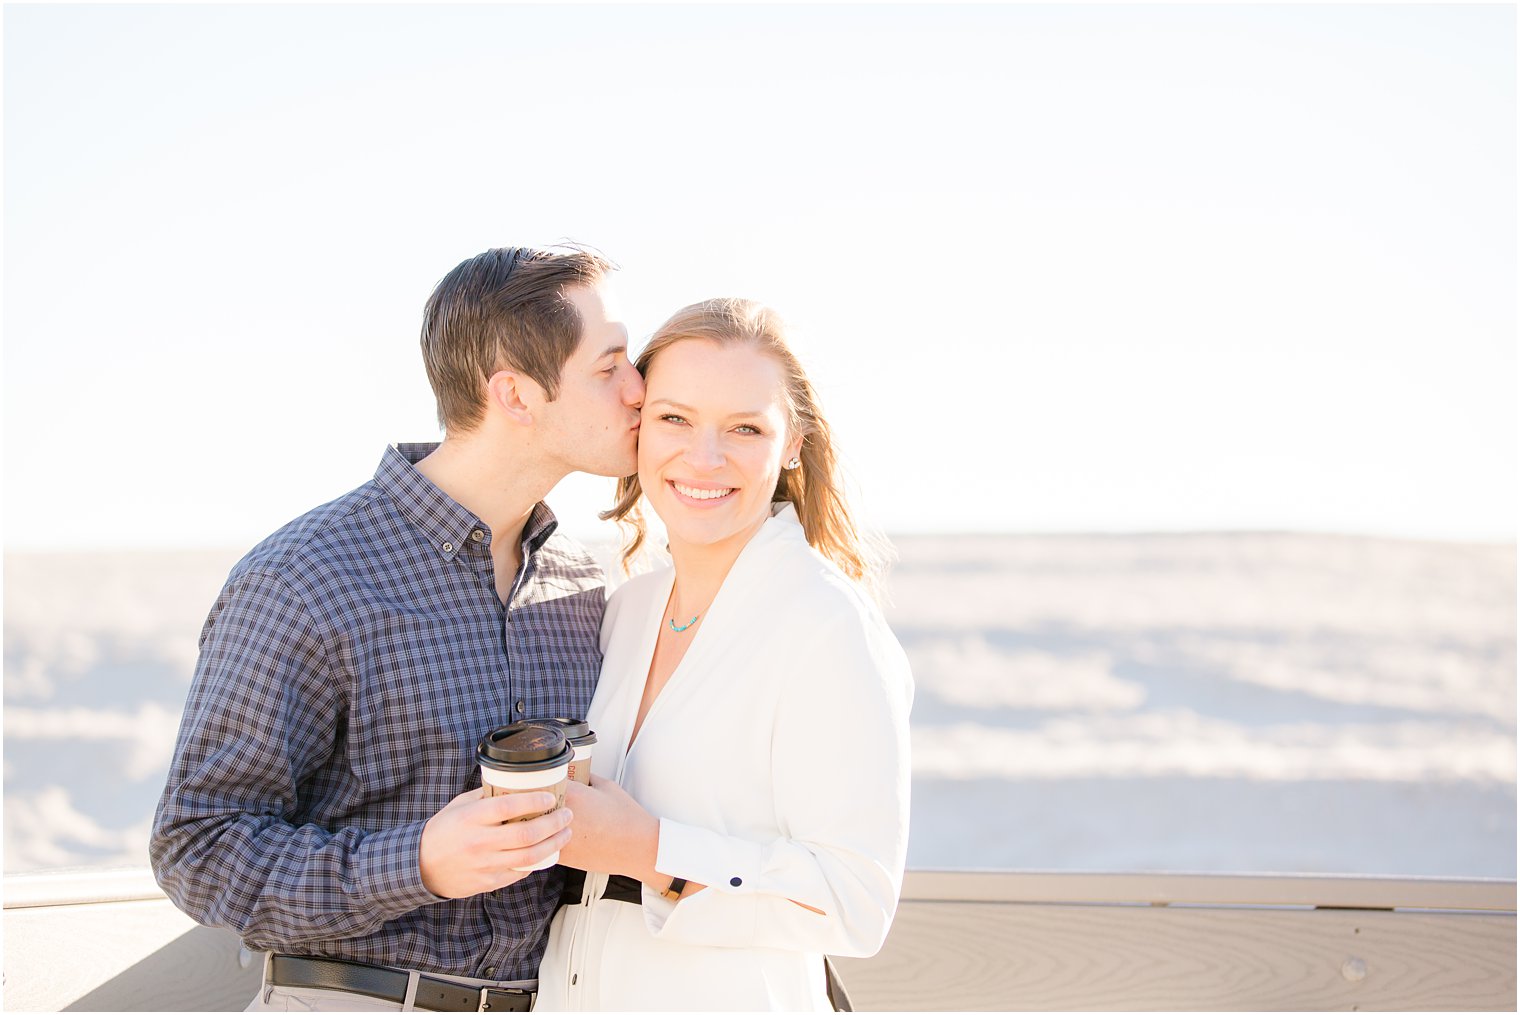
[269,954,533,1012]
[601,873,644,903]
[557,869,642,906]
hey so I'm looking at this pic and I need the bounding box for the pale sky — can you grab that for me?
[4,4,1515,551]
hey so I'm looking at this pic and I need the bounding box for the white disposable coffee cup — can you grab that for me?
[526,718,598,786]
[477,723,572,872]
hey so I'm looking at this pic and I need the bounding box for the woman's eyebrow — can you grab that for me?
[649,398,769,419]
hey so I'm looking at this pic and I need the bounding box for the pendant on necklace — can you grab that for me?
[669,614,700,633]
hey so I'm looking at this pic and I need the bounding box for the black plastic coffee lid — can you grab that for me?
[527,717,598,745]
[477,722,572,771]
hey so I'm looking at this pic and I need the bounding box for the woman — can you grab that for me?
[534,298,912,1011]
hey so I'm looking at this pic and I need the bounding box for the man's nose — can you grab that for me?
[623,367,646,408]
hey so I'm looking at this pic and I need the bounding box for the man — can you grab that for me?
[151,246,645,1011]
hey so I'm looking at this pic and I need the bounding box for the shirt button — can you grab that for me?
[515,699,526,714]
[730,876,743,887]
[441,541,454,554]
[484,966,496,978]
[471,529,485,542]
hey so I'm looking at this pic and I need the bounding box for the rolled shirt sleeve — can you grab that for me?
[642,603,913,957]
[150,568,442,946]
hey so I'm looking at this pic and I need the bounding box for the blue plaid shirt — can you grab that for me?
[150,443,605,979]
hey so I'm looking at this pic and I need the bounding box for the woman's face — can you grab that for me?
[638,339,803,557]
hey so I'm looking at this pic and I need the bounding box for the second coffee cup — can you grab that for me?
[525,717,598,785]
[476,722,572,872]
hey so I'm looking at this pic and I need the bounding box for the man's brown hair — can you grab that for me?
[420,245,613,432]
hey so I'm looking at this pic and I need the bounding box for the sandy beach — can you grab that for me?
[4,532,1513,877]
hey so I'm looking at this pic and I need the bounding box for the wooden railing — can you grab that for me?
[3,868,1514,1011]
[834,870,1516,1011]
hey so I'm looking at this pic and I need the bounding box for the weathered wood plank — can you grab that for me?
[833,900,1517,1011]
[3,897,259,1012]
[4,866,164,909]
[901,869,1518,911]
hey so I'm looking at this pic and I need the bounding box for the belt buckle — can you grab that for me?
[478,986,531,1012]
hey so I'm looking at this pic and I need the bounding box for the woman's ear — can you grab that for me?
[784,433,805,467]
[485,369,541,426]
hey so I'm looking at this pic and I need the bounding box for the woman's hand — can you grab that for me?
[556,775,662,884]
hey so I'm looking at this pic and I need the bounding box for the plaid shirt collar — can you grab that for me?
[377,442,559,562]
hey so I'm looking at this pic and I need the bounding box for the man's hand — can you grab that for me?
[418,789,573,898]
[556,775,661,883]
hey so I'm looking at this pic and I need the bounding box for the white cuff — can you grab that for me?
[655,816,765,895]
[644,817,767,941]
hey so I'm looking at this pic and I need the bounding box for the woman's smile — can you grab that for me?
[669,480,737,504]
[638,339,801,556]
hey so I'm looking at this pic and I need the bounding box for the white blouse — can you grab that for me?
[535,504,913,1011]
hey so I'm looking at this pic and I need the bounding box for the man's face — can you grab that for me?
[536,282,645,478]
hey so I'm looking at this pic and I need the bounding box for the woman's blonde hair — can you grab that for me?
[602,298,887,592]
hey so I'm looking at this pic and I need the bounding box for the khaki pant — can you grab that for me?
[248,985,402,1011]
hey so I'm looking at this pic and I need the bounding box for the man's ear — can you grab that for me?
[485,369,542,426]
